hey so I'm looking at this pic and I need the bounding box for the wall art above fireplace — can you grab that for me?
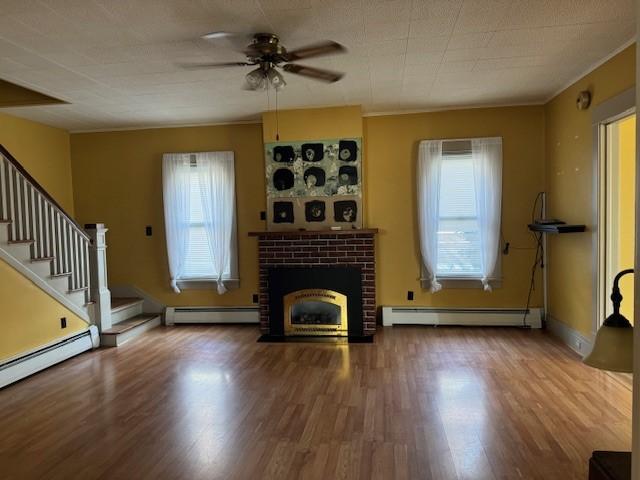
[264,137,363,231]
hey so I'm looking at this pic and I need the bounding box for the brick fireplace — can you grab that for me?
[250,229,378,340]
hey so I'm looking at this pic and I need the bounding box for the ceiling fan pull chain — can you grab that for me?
[275,87,280,141]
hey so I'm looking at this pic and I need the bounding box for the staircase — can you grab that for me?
[0,146,92,322]
[0,145,161,347]
[101,297,161,346]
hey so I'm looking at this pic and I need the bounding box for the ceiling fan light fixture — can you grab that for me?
[267,68,286,91]
[245,67,267,90]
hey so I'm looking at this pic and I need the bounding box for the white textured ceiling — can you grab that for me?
[0,0,635,131]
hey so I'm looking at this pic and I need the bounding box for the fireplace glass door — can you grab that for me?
[284,289,348,336]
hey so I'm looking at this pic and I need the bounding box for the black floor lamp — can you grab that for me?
[583,268,633,479]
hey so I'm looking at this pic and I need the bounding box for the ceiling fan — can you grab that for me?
[181,32,347,91]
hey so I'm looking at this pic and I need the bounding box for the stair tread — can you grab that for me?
[31,256,55,262]
[68,286,88,293]
[51,271,72,278]
[8,239,34,244]
[111,297,143,312]
[101,314,160,335]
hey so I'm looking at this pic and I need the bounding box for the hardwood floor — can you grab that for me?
[0,326,631,479]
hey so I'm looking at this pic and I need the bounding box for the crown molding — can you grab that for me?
[70,118,262,134]
[362,101,544,118]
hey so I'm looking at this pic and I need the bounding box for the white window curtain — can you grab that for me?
[417,140,443,293]
[162,153,191,293]
[471,137,503,291]
[162,151,237,294]
[195,152,236,294]
[417,137,502,292]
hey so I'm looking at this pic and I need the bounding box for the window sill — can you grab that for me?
[176,278,239,291]
[420,277,502,290]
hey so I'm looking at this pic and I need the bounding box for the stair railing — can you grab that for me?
[0,145,90,305]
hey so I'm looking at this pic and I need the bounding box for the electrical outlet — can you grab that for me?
[145,225,153,236]
[576,340,582,351]
[260,211,266,221]
[60,317,67,329]
[252,294,259,304]
[407,291,414,301]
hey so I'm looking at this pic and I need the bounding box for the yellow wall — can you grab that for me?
[262,105,363,142]
[545,45,636,337]
[364,107,545,307]
[0,112,75,213]
[618,115,635,320]
[72,105,545,310]
[0,261,87,360]
[0,112,86,361]
[70,123,265,307]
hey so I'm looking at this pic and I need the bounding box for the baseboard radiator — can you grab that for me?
[382,307,542,328]
[0,326,99,389]
[165,306,259,325]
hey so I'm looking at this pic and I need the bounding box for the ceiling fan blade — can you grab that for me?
[282,64,344,83]
[201,31,253,52]
[285,41,346,61]
[178,61,253,70]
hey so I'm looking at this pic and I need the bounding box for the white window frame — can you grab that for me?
[418,137,503,290]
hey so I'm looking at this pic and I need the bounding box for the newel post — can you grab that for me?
[85,223,112,332]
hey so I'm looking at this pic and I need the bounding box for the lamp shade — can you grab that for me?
[583,268,634,373]
[583,322,633,373]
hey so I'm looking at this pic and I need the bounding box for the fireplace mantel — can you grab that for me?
[249,229,379,237]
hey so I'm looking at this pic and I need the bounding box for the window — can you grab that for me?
[417,138,503,291]
[162,151,237,294]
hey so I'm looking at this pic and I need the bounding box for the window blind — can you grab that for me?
[183,171,230,278]
[436,153,482,276]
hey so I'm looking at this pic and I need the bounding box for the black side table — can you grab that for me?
[589,451,631,479]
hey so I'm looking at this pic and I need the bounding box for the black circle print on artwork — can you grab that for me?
[273,202,294,224]
[338,166,357,186]
[334,200,357,223]
[273,168,294,191]
[303,167,326,187]
[305,201,326,222]
[301,143,324,162]
[273,145,295,163]
[338,140,357,162]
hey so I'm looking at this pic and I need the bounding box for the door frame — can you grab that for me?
[591,87,635,337]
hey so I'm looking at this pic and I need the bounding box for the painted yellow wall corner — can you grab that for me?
[70,123,265,307]
[545,44,636,337]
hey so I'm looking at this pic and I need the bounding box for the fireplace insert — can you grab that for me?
[266,266,364,339]
[284,289,348,336]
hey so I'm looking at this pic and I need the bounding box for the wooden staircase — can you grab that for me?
[101,297,161,347]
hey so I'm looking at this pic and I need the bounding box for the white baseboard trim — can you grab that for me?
[382,306,542,328]
[546,315,594,358]
[0,326,99,389]
[165,306,259,325]
[109,284,165,314]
